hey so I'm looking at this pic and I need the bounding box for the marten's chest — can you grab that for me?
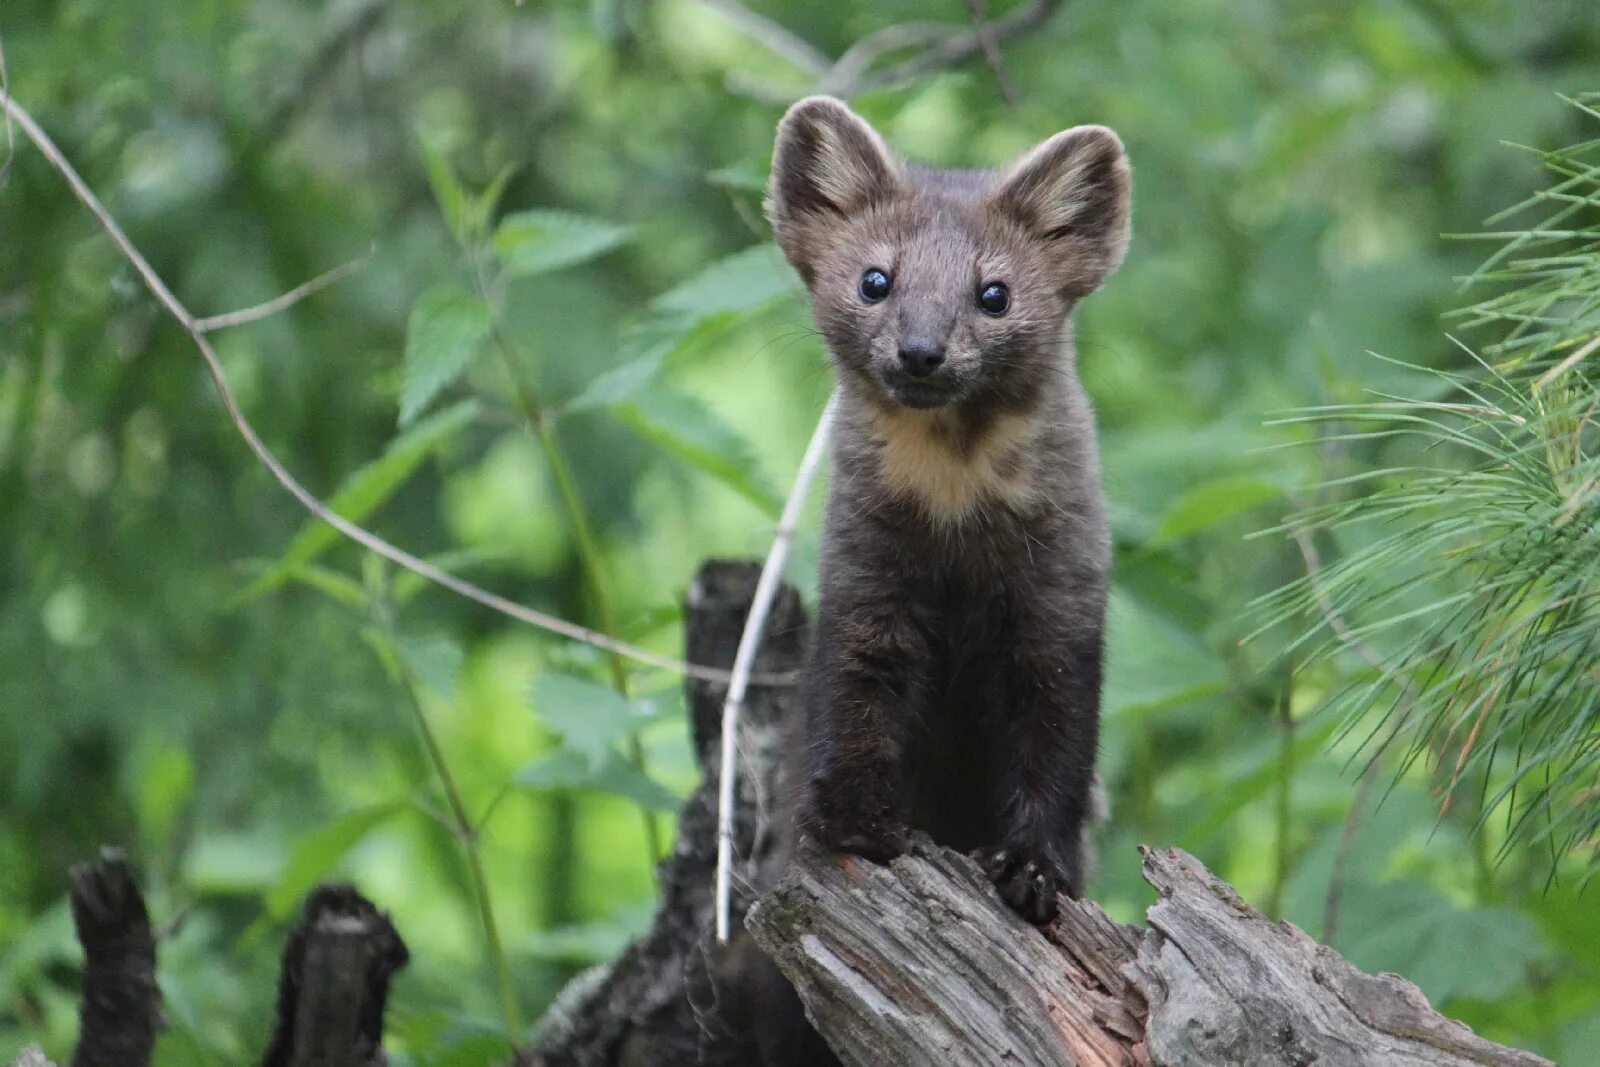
[866,406,1042,524]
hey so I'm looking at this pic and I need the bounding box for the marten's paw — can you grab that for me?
[803,774,909,863]
[976,847,1065,924]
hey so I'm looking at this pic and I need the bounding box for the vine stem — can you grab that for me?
[472,236,665,870]
[0,83,782,686]
[533,406,665,867]
[391,642,522,1039]
[1267,668,1296,921]
[714,393,836,942]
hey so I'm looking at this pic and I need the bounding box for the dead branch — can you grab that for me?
[746,839,1552,1067]
[710,0,1068,103]
[192,254,369,333]
[67,850,161,1067]
[526,559,807,1066]
[259,885,410,1067]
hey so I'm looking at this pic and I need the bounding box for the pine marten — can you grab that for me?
[749,95,1129,1067]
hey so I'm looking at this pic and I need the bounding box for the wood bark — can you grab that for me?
[746,837,1553,1067]
[66,848,160,1067]
[259,884,410,1067]
[523,559,808,1067]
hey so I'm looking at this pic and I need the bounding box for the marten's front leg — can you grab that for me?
[796,591,926,862]
[980,588,1104,923]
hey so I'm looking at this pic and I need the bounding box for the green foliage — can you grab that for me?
[401,290,493,425]
[1260,100,1600,873]
[5,1,1600,1062]
[1336,880,1550,1003]
[613,389,783,514]
[493,211,634,279]
[236,401,479,601]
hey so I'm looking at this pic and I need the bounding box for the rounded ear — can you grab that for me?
[765,96,904,279]
[989,125,1132,295]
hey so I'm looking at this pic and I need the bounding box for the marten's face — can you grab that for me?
[766,98,1131,414]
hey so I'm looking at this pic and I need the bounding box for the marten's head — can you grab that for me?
[767,96,1130,415]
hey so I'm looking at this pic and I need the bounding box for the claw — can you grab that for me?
[972,846,1063,924]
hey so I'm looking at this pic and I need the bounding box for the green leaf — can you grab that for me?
[396,633,464,703]
[1335,880,1551,1004]
[234,401,477,603]
[134,744,194,848]
[265,803,404,919]
[400,288,493,425]
[284,563,369,608]
[651,243,799,319]
[514,748,681,812]
[493,210,633,277]
[562,311,707,414]
[1150,476,1281,545]
[614,389,782,515]
[421,141,472,242]
[528,673,640,768]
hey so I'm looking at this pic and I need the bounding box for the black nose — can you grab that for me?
[898,338,946,378]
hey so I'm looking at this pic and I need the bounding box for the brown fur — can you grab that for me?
[746,97,1131,1067]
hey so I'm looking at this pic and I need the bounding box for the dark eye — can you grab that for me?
[859,268,892,303]
[977,282,1010,316]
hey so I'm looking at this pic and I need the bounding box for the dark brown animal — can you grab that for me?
[750,95,1131,1066]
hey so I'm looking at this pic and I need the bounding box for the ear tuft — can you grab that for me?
[990,125,1132,294]
[766,97,904,277]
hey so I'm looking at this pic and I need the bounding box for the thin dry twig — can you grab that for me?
[0,36,14,186]
[962,0,1020,105]
[691,0,830,77]
[1533,331,1600,392]
[193,253,369,333]
[714,393,835,942]
[824,22,957,95]
[848,0,1064,95]
[1291,524,1385,671]
[0,85,787,687]
[1322,761,1380,942]
[714,0,1067,103]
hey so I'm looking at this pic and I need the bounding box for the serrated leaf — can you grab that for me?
[396,633,464,703]
[651,243,799,319]
[421,141,472,242]
[494,210,633,277]
[614,390,781,515]
[265,803,404,918]
[1335,880,1551,1004]
[400,288,493,425]
[235,401,477,603]
[562,311,709,413]
[514,748,681,812]
[529,673,640,768]
[1150,476,1281,544]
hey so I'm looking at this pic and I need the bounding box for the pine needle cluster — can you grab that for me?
[1259,94,1600,874]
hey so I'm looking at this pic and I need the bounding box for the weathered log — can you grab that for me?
[746,836,1145,1067]
[1132,848,1551,1067]
[258,884,410,1067]
[523,559,807,1067]
[67,848,161,1067]
[746,838,1552,1067]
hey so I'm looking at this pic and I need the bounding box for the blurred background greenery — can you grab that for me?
[2,0,1598,1062]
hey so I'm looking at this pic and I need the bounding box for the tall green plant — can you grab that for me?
[1258,94,1600,874]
